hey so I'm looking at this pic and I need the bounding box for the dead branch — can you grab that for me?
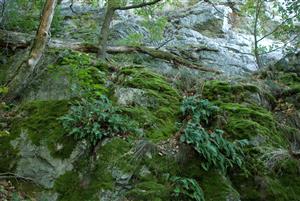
[0,29,220,73]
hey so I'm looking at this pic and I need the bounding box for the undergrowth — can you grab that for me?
[179,96,248,172]
[59,95,140,147]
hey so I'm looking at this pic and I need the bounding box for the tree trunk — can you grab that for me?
[28,0,58,71]
[2,0,57,101]
[254,0,262,69]
[97,6,115,58]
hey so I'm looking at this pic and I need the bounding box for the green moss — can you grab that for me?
[47,50,109,97]
[95,138,132,176]
[273,158,300,175]
[144,155,179,180]
[117,66,180,141]
[54,171,98,201]
[231,161,300,201]
[126,181,170,201]
[278,175,300,200]
[11,100,76,159]
[54,138,133,201]
[0,135,19,172]
[277,72,300,108]
[201,170,240,201]
[278,72,300,86]
[220,103,287,146]
[202,80,260,103]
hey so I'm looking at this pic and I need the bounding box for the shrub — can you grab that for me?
[59,96,140,146]
[179,96,248,172]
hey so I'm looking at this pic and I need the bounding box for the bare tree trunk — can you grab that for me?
[28,0,58,71]
[254,0,263,69]
[2,0,58,101]
[97,6,115,58]
[97,0,162,59]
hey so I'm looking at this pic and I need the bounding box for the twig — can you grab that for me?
[69,0,77,14]
[257,14,298,43]
[0,172,36,183]
[258,34,300,56]
[155,38,173,50]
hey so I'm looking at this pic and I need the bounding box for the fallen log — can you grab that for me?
[0,29,220,73]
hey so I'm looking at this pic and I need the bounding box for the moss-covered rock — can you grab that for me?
[126,181,170,201]
[11,100,76,159]
[201,171,240,201]
[54,138,132,201]
[115,66,181,141]
[220,103,287,147]
[0,134,19,172]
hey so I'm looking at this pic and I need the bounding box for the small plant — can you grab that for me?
[181,97,219,124]
[0,86,8,95]
[171,176,205,201]
[59,96,140,147]
[179,96,248,172]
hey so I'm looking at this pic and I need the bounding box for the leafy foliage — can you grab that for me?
[116,33,144,46]
[181,98,219,125]
[179,96,248,172]
[171,176,205,201]
[1,0,62,33]
[241,0,300,58]
[0,86,8,95]
[141,16,168,41]
[59,95,140,146]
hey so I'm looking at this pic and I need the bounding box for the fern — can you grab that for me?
[59,95,140,146]
[171,176,205,201]
[181,97,219,124]
[180,96,248,172]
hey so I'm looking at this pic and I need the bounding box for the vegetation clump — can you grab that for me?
[179,96,248,172]
[59,95,140,147]
[171,176,205,201]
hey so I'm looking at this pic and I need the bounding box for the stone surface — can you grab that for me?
[114,87,155,107]
[109,2,287,76]
[11,131,86,188]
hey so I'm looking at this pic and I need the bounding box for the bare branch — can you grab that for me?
[0,172,36,183]
[115,0,162,11]
[259,34,300,56]
[69,0,77,14]
[155,38,173,50]
[257,14,298,43]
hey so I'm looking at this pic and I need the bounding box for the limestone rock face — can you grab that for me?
[110,2,285,76]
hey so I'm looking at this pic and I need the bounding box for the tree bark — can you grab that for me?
[97,0,163,59]
[28,0,58,71]
[97,6,115,58]
[2,0,57,101]
[253,0,263,69]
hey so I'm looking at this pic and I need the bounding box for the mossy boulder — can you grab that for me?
[11,100,76,159]
[115,66,181,141]
[54,138,132,201]
[126,181,170,201]
[0,133,19,172]
[220,103,287,147]
[202,80,274,108]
